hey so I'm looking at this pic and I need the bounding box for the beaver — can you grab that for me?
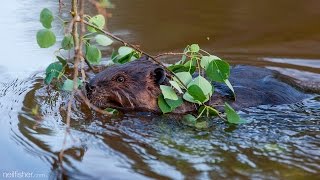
[86,56,319,113]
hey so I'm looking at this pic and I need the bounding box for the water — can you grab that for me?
[0,0,319,179]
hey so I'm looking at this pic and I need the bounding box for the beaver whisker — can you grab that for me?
[120,89,134,108]
[114,91,124,107]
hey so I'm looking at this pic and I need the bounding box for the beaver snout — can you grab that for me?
[85,79,96,99]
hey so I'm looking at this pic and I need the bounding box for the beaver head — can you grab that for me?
[86,56,168,112]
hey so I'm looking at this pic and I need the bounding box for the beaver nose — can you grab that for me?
[85,81,96,93]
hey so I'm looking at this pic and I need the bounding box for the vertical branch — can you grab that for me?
[59,0,81,163]
[68,0,81,130]
[79,0,86,81]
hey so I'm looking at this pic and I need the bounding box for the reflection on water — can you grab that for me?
[0,0,320,179]
[11,80,320,179]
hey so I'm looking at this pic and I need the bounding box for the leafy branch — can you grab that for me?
[36,0,246,133]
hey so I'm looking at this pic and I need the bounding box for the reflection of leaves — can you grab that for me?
[195,120,208,129]
[182,114,197,126]
[264,144,285,153]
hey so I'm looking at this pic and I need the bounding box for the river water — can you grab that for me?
[0,0,319,179]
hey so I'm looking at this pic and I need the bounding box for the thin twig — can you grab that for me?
[82,20,188,89]
[154,52,188,59]
[79,0,86,81]
[76,90,113,116]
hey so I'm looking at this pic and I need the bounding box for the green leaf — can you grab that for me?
[44,74,54,85]
[61,34,74,50]
[62,79,82,92]
[190,44,200,52]
[160,85,178,100]
[224,103,246,124]
[179,46,189,64]
[206,60,230,82]
[200,55,221,69]
[187,85,207,103]
[169,80,183,94]
[95,34,113,46]
[200,56,212,69]
[87,15,105,32]
[183,59,197,74]
[45,62,62,76]
[116,52,134,64]
[36,29,56,48]
[40,8,54,29]
[183,92,201,104]
[56,56,67,67]
[62,79,74,91]
[158,95,172,114]
[105,108,119,115]
[174,72,192,86]
[86,45,102,64]
[133,51,141,58]
[165,97,183,110]
[184,59,197,67]
[111,50,118,60]
[168,64,190,73]
[112,46,135,64]
[187,76,213,96]
[182,114,197,126]
[44,62,63,84]
[118,46,133,56]
[224,79,236,99]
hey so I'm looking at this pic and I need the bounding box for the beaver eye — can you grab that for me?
[116,76,125,83]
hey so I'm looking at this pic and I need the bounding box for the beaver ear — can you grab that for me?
[153,68,166,84]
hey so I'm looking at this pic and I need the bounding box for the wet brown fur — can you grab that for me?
[87,56,316,113]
